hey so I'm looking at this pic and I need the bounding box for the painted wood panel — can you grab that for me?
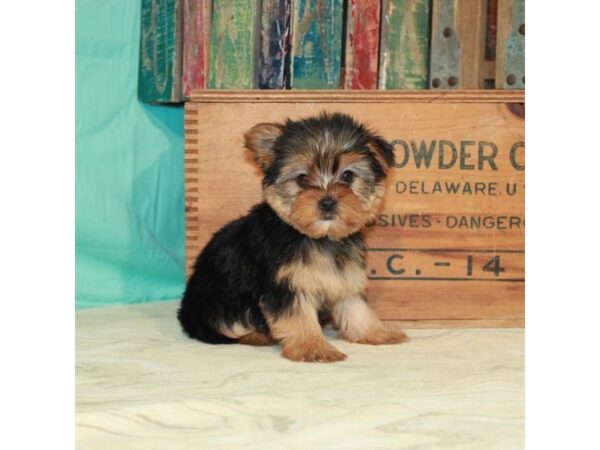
[138,0,183,103]
[429,0,459,89]
[495,0,525,89]
[344,0,381,89]
[258,0,292,89]
[208,0,259,89]
[182,0,211,97]
[291,0,344,89]
[379,0,431,90]
[456,0,487,89]
[429,0,488,90]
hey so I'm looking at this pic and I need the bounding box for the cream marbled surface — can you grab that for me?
[76,301,524,450]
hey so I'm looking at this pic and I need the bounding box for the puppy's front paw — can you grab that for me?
[282,340,347,363]
[352,324,409,345]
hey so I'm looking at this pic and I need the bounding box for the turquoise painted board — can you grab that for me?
[77,0,185,308]
[138,0,183,102]
[291,0,344,89]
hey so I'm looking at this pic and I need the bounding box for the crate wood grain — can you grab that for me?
[482,0,499,87]
[258,0,292,89]
[208,0,259,89]
[495,0,525,89]
[291,0,344,89]
[138,0,183,103]
[379,0,431,90]
[185,91,525,328]
[429,0,487,90]
[182,0,211,98]
[344,0,381,90]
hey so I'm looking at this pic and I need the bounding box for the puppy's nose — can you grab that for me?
[318,196,337,214]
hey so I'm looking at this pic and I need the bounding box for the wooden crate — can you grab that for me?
[184,91,525,328]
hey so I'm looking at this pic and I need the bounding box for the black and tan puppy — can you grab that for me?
[178,112,408,362]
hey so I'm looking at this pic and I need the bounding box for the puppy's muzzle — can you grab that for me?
[318,196,337,219]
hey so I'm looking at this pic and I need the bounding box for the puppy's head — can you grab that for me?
[244,112,394,240]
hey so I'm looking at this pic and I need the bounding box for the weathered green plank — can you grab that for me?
[138,0,183,103]
[379,0,431,89]
[208,0,259,89]
[291,0,343,89]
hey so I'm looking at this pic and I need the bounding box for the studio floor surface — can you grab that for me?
[76,301,524,450]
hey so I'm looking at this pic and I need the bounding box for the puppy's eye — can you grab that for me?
[340,170,355,184]
[296,173,308,186]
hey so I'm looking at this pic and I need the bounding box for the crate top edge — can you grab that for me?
[188,90,525,104]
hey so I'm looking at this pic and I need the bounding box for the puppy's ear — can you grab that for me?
[244,123,283,171]
[368,136,395,170]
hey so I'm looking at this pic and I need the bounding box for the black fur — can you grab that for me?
[178,202,364,344]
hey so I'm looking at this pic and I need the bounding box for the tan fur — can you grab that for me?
[276,246,367,301]
[328,185,372,239]
[289,189,328,238]
[365,183,386,223]
[283,181,383,240]
[337,152,367,168]
[281,334,347,363]
[333,296,409,345]
[285,152,319,175]
[264,185,293,220]
[263,294,347,362]
[238,331,275,346]
[352,324,409,345]
[243,123,283,170]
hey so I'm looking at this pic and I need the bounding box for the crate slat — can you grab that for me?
[379,0,431,90]
[182,0,211,98]
[344,0,381,90]
[138,0,183,103]
[495,0,525,89]
[208,0,259,89]
[291,0,344,89]
[429,0,488,89]
[258,0,292,89]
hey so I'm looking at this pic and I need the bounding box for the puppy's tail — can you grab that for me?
[177,306,237,345]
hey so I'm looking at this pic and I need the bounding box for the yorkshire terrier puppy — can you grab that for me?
[178,112,408,362]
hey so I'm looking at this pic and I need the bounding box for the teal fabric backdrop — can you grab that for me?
[76,0,185,308]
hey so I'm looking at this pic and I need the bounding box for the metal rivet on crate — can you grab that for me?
[522,75,525,84]
[432,78,441,88]
[448,76,458,87]
[443,27,453,38]
[506,74,517,85]
[519,24,525,35]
